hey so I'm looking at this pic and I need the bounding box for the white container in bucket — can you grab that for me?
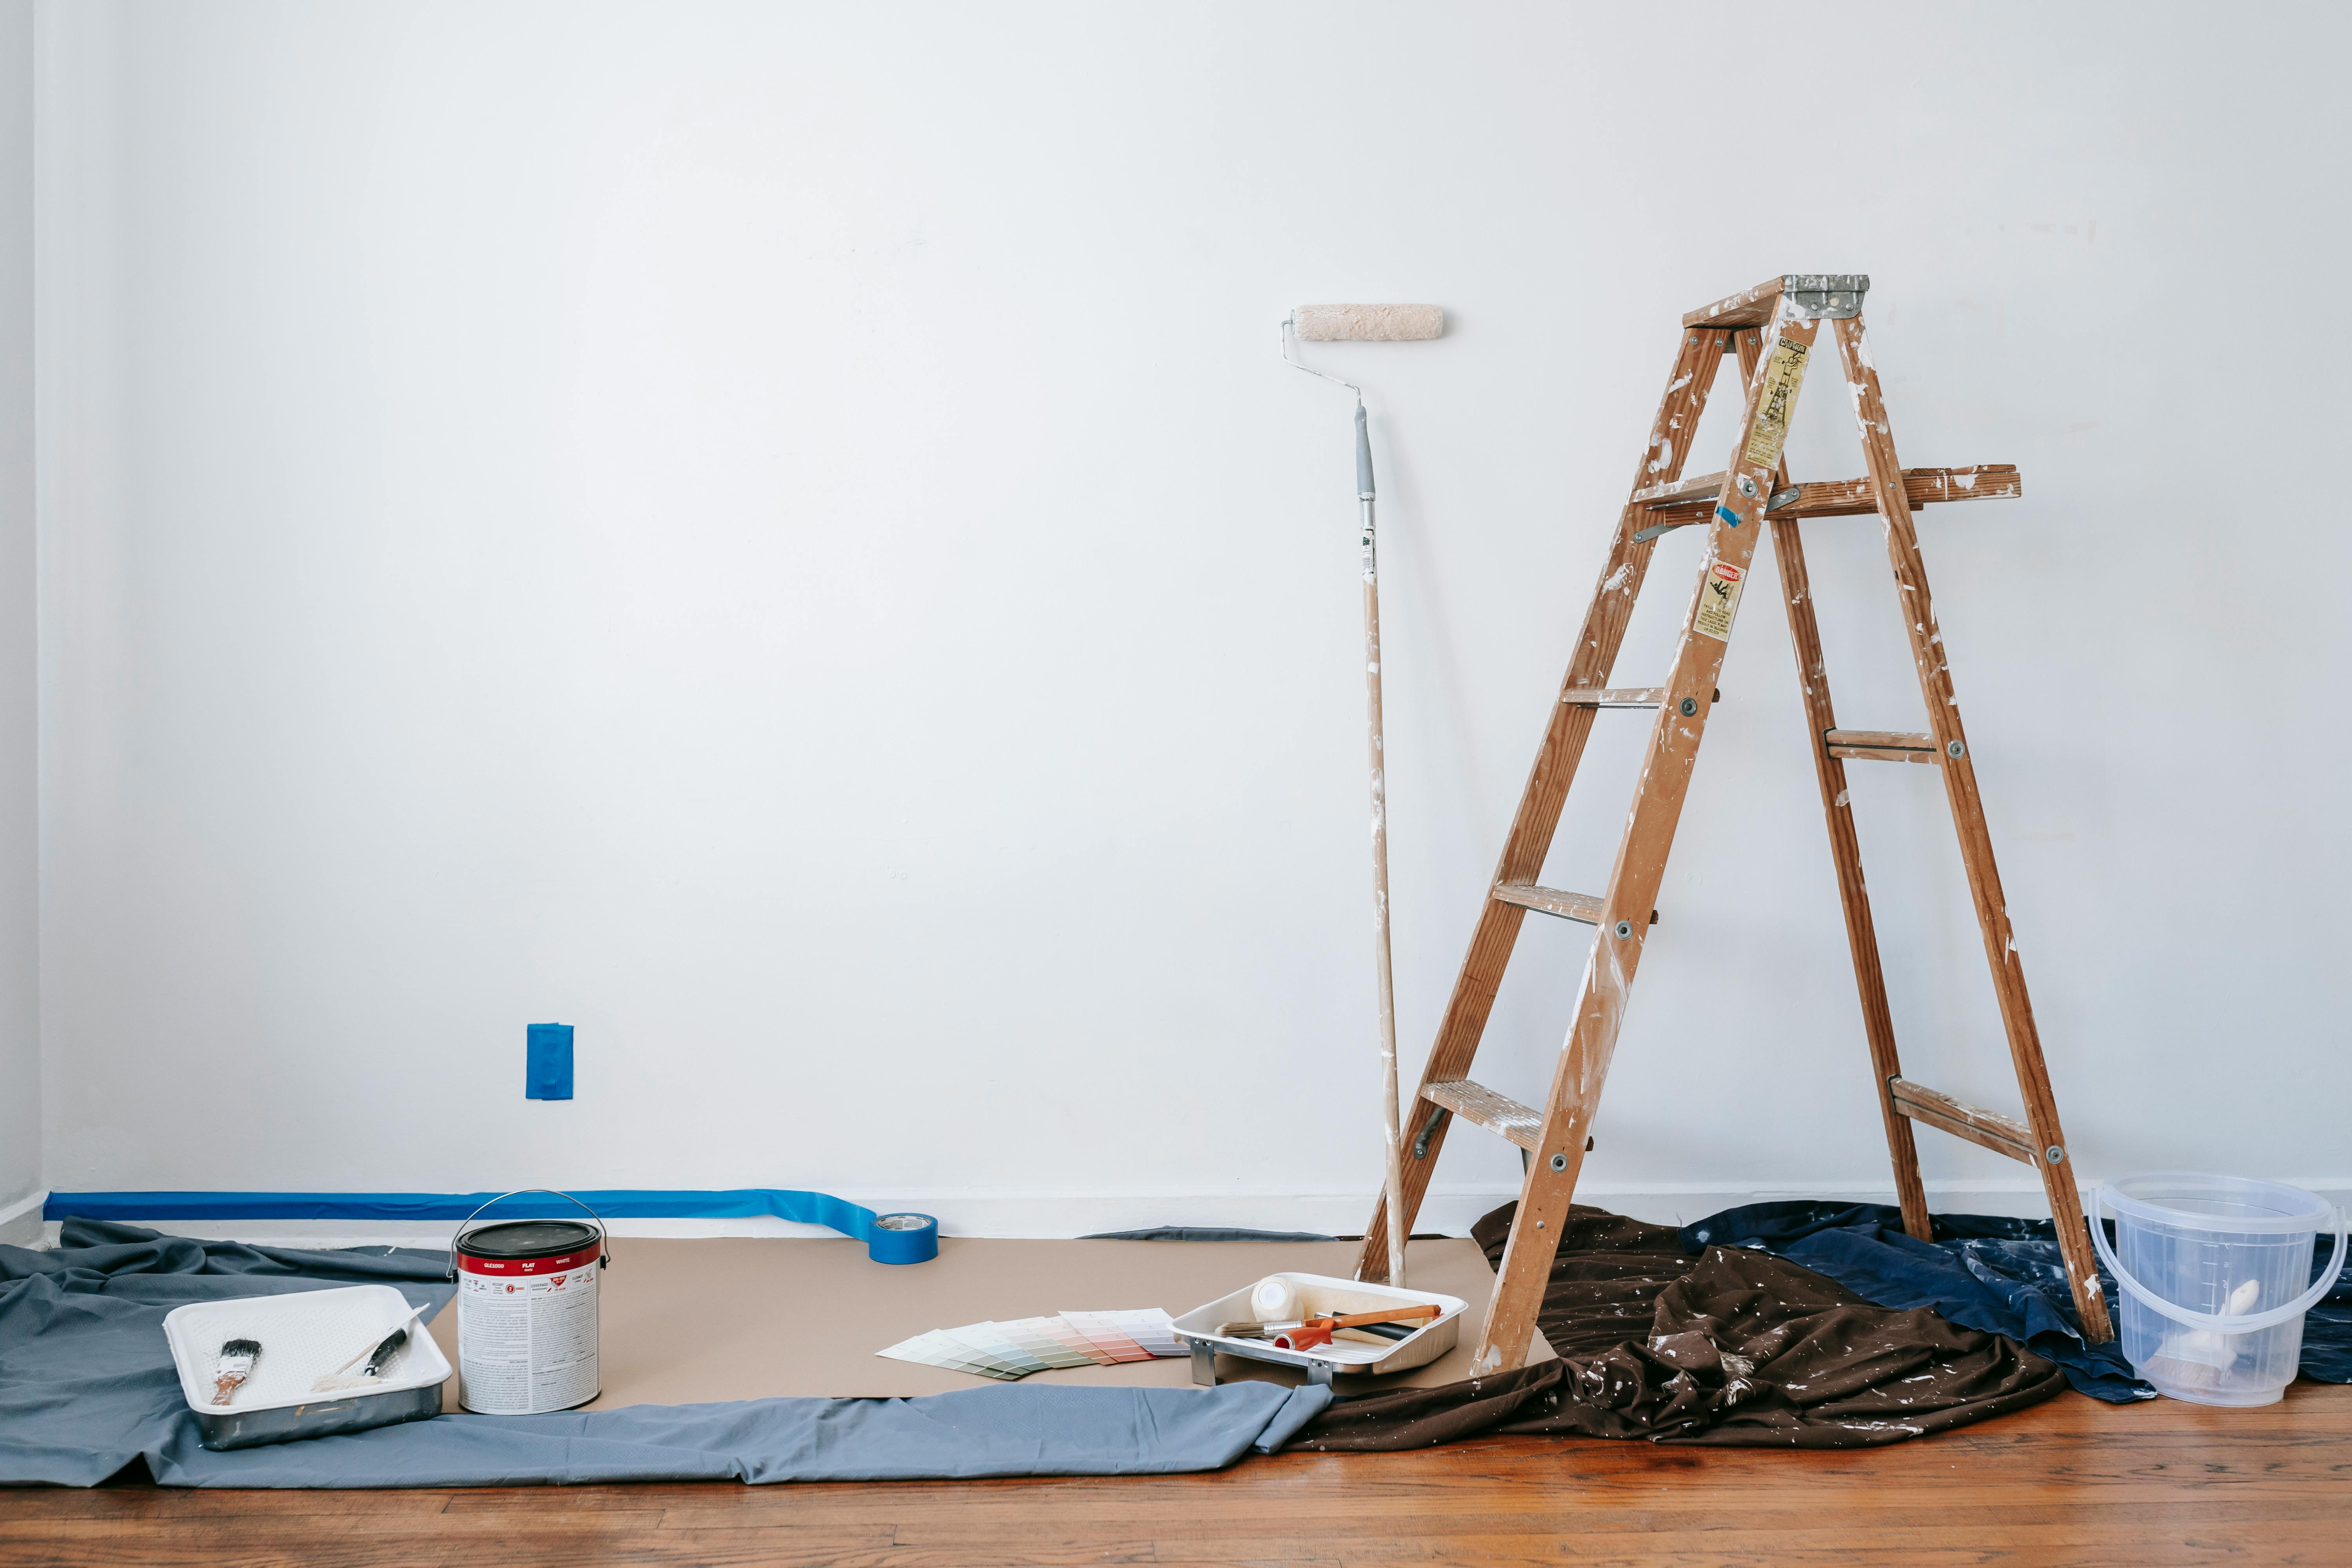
[449,1189,608,1415]
[2091,1171,2345,1407]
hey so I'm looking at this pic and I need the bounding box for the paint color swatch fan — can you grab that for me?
[878,1310,1184,1381]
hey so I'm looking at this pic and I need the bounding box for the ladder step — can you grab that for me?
[1682,273,1867,328]
[1825,729,1939,764]
[1559,687,1666,708]
[1888,1078,2038,1164]
[1492,883,1660,927]
[1628,471,1725,508]
[1423,1079,1545,1153]
[1634,466,2020,539]
[1631,468,1798,512]
[1789,465,2020,517]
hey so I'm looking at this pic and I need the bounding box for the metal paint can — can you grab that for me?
[449,1190,608,1415]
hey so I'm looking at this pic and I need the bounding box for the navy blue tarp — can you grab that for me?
[1681,1202,2352,1403]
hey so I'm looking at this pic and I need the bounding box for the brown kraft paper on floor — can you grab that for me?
[1291,1204,2069,1450]
[426,1235,1549,1410]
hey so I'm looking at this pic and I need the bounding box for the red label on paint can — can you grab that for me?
[456,1243,601,1278]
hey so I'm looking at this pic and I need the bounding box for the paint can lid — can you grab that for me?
[457,1219,599,1261]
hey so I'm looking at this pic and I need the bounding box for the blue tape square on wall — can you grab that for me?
[526,1023,574,1100]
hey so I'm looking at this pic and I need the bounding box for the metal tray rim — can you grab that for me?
[1169,1270,1466,1381]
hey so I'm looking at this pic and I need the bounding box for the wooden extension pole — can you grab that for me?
[1361,436,1406,1290]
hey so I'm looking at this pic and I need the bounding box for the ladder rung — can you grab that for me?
[1560,687,1666,708]
[1888,1078,2037,1164]
[1423,1079,1545,1153]
[1635,466,2020,537]
[1782,465,2020,519]
[1492,884,1660,927]
[1825,729,1938,764]
[1629,471,1725,508]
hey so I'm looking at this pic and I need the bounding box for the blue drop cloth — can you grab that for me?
[0,1220,1327,1488]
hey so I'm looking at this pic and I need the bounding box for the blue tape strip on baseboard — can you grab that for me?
[40,1189,940,1264]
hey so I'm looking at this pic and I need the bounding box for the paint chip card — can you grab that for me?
[991,1319,1100,1369]
[1054,1311,1155,1363]
[877,1309,1184,1381]
[1061,1309,1180,1361]
[1741,334,1809,469]
[932,1323,1053,1376]
[877,1331,1022,1380]
[1693,560,1747,641]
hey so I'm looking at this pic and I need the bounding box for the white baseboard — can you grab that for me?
[44,1178,2347,1252]
[0,1189,46,1248]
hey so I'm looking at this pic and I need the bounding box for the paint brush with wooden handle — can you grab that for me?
[313,1302,428,1392]
[1214,1303,1441,1343]
[211,1338,260,1406]
[1278,1304,1441,1351]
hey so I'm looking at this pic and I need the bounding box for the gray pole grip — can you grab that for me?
[1354,403,1375,501]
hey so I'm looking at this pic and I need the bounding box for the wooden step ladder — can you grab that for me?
[1357,274,2114,1373]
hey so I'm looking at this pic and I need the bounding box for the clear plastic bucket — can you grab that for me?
[2091,1172,2345,1407]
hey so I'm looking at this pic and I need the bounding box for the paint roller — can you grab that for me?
[1281,302,1445,1290]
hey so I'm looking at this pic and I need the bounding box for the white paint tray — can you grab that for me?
[1171,1272,1465,1384]
[162,1285,450,1450]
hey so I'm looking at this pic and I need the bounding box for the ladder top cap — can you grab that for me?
[1684,274,1869,328]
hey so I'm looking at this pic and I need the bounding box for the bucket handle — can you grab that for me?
[2089,1187,2346,1336]
[445,1189,612,1283]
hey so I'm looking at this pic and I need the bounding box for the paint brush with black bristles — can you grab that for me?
[212,1338,261,1406]
[313,1302,428,1392]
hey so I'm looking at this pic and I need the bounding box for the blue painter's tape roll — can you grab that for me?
[866,1212,939,1265]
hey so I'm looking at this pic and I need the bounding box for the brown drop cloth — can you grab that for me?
[1293,1203,2067,1450]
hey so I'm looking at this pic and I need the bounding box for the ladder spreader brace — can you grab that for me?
[1357,274,2114,1374]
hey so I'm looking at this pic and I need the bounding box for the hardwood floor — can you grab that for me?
[3,1383,2345,1567]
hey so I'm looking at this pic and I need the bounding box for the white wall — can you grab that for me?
[32,1,2352,1238]
[0,0,34,1247]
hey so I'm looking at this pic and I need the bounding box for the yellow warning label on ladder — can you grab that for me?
[1742,335,1809,469]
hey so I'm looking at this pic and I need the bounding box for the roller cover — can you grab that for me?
[1293,303,1444,342]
